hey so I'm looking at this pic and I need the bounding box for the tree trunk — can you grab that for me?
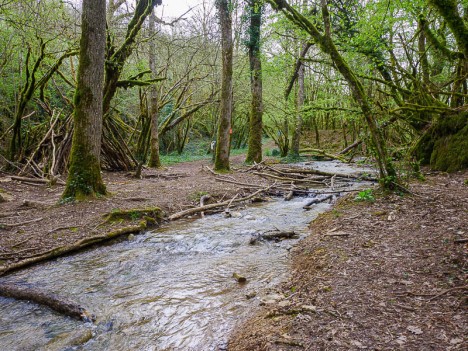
[214,0,233,171]
[147,10,162,168]
[245,0,263,164]
[289,55,305,158]
[62,0,107,200]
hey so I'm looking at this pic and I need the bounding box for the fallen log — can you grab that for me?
[281,168,377,181]
[303,194,334,209]
[253,171,324,185]
[168,187,271,221]
[299,148,347,162]
[0,282,94,322]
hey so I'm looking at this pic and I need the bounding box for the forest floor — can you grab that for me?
[229,170,467,351]
[0,155,466,350]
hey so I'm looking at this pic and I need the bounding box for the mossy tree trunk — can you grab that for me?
[428,0,468,59]
[62,0,107,200]
[245,0,263,164]
[214,0,233,171]
[147,9,162,168]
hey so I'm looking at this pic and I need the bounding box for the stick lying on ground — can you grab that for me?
[0,282,94,322]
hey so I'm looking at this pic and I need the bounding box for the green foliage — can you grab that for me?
[354,189,375,202]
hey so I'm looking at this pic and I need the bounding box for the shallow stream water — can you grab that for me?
[0,161,375,351]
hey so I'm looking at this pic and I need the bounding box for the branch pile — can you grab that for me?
[214,163,377,200]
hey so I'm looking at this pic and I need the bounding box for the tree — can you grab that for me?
[147,9,162,168]
[268,0,396,183]
[245,0,264,164]
[289,46,305,158]
[214,0,234,171]
[62,0,106,200]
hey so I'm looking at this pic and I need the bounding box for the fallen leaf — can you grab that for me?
[407,325,423,335]
[450,338,463,344]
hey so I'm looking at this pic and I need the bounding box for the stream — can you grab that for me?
[0,161,375,351]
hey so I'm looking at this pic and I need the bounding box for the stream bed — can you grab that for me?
[0,161,375,351]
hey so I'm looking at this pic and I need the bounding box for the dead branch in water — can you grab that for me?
[0,282,94,322]
[303,194,334,209]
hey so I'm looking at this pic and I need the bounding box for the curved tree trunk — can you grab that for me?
[62,0,107,200]
[214,0,233,171]
[245,0,263,164]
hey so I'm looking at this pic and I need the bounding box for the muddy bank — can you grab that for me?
[229,171,467,350]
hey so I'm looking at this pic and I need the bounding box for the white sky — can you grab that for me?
[154,0,202,19]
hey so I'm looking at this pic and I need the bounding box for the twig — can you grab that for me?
[453,238,468,244]
[323,232,350,237]
[428,285,468,302]
[226,193,239,210]
[204,166,220,176]
[47,226,78,234]
[0,217,44,229]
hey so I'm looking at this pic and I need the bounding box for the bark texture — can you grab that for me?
[62,0,107,200]
[215,0,233,171]
[147,10,162,168]
[245,0,264,164]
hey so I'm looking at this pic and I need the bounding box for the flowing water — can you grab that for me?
[0,161,375,351]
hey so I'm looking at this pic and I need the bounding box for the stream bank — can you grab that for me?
[0,160,374,350]
[229,170,467,350]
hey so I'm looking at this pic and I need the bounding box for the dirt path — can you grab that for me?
[229,171,467,350]
[0,156,269,275]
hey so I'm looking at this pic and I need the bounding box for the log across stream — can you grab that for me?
[0,161,375,350]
